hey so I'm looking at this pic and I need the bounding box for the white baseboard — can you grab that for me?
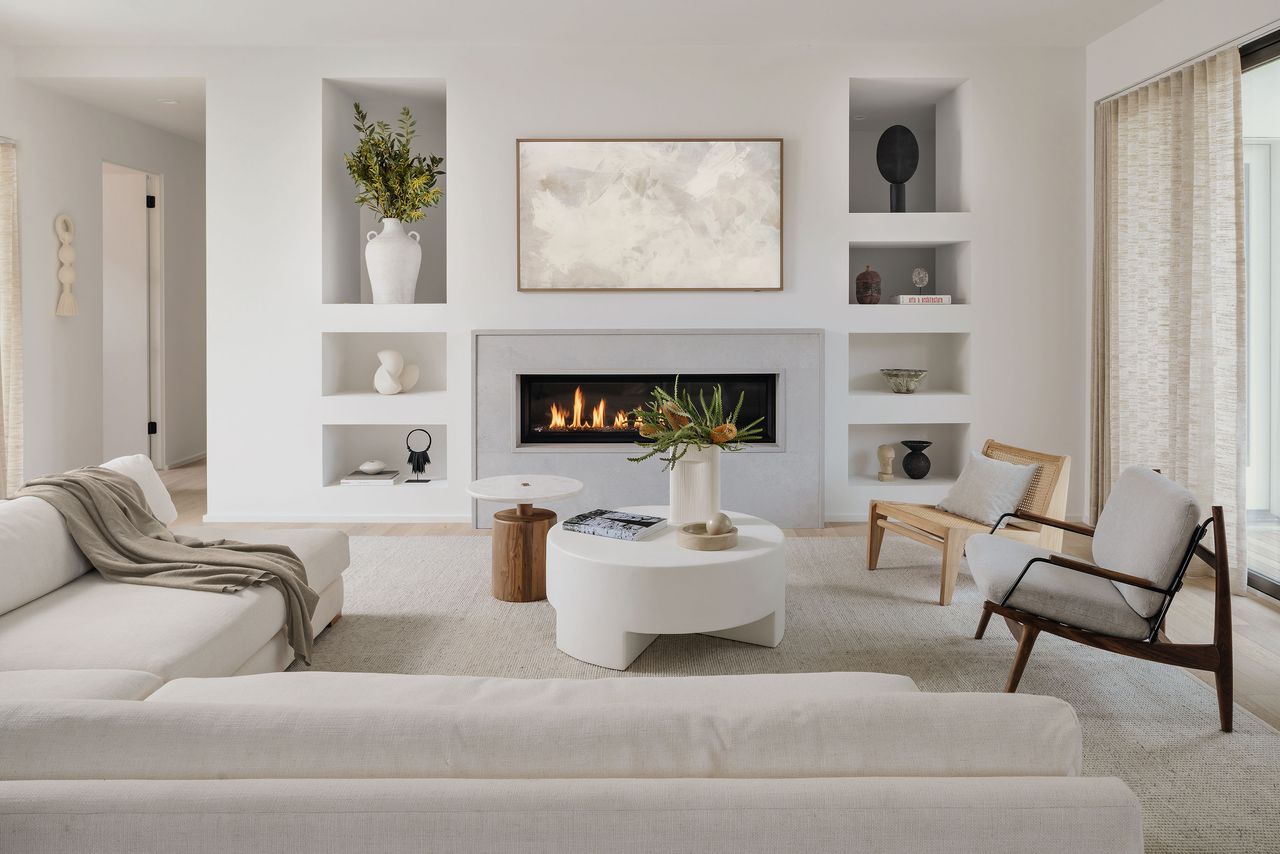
[201,513,472,525]
[163,452,206,470]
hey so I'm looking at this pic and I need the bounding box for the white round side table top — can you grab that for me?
[467,474,583,504]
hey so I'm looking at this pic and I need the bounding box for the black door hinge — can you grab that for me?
[145,195,156,209]
[147,421,158,435]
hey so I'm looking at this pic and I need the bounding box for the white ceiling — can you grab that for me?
[27,77,206,141]
[0,0,1163,48]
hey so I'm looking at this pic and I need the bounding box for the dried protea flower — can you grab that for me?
[660,402,690,429]
[637,421,659,438]
[711,423,738,444]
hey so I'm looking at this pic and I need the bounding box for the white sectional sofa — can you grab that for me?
[0,455,347,695]
[0,671,1143,853]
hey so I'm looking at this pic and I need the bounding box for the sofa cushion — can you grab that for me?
[171,527,348,592]
[0,691,1083,781]
[0,669,162,701]
[0,497,90,616]
[1093,467,1202,618]
[0,572,289,679]
[100,455,178,526]
[966,535,1152,640]
[148,671,920,707]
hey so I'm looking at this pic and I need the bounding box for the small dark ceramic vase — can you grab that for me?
[900,440,932,480]
[855,265,882,304]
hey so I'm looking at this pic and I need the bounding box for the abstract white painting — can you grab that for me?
[517,139,782,290]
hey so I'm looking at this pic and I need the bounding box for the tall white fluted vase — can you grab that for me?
[668,444,721,525]
[365,218,421,304]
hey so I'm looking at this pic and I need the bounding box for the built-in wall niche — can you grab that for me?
[849,77,969,214]
[322,78,446,305]
[848,242,971,304]
[848,333,970,394]
[847,422,970,484]
[321,332,447,397]
[322,424,447,487]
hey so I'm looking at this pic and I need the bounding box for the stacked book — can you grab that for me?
[340,469,401,485]
[562,509,667,541]
[897,295,952,304]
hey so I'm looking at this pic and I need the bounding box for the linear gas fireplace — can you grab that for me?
[519,373,777,445]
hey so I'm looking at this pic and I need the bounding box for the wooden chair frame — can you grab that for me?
[974,506,1234,732]
[867,440,1071,605]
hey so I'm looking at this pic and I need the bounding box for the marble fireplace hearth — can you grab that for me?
[472,329,823,528]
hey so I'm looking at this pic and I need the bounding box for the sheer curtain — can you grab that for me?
[1092,48,1247,593]
[0,140,21,498]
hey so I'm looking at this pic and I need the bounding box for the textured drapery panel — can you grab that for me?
[0,141,22,499]
[1091,49,1246,594]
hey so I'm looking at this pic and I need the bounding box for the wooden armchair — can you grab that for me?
[968,467,1233,732]
[867,439,1071,605]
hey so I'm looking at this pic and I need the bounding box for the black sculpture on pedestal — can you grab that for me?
[876,125,920,213]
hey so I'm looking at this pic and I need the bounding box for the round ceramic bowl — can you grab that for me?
[676,522,739,551]
[880,368,928,394]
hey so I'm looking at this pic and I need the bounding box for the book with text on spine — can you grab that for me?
[897,294,952,304]
[562,509,668,541]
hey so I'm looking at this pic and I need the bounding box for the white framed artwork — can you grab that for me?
[516,138,783,291]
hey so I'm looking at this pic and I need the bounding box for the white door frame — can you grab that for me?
[147,173,166,469]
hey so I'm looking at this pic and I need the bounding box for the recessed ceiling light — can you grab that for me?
[156,98,179,105]
[853,115,866,121]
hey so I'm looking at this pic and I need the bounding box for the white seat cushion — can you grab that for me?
[1093,467,1202,618]
[966,535,1152,640]
[148,671,920,707]
[0,497,90,615]
[0,669,162,700]
[0,572,289,679]
[172,527,348,592]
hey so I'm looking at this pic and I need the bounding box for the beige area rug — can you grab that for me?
[303,535,1280,853]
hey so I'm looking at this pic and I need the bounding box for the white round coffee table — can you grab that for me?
[546,506,786,670]
[468,475,583,603]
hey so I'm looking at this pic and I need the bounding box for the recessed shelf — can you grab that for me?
[848,333,971,394]
[847,422,971,483]
[322,332,447,397]
[848,391,974,425]
[849,242,970,305]
[843,304,973,333]
[847,212,975,246]
[318,303,450,332]
[320,390,449,424]
[849,77,969,214]
[322,423,447,486]
[322,77,447,305]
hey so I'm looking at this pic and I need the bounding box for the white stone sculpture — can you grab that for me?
[373,349,420,395]
[877,444,895,482]
[55,214,78,317]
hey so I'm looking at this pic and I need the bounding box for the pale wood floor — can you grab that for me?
[163,461,1280,729]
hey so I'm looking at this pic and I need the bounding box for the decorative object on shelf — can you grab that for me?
[880,368,927,394]
[912,266,929,292]
[876,125,920,213]
[404,428,433,484]
[900,440,933,480]
[517,139,782,291]
[345,103,445,305]
[876,444,895,482]
[854,265,882,304]
[54,214,78,317]
[372,349,420,395]
[677,519,739,551]
[358,460,385,474]
[629,376,765,525]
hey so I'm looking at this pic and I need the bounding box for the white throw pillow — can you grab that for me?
[100,454,179,526]
[937,452,1037,525]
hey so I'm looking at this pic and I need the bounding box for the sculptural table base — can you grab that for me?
[491,504,556,603]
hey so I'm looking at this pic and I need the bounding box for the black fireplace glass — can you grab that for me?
[519,373,777,445]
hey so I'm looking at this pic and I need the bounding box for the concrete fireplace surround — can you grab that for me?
[473,330,823,528]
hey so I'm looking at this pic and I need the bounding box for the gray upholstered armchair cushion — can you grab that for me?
[965,535,1153,639]
[1092,467,1202,618]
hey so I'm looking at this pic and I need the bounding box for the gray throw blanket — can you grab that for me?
[18,467,318,664]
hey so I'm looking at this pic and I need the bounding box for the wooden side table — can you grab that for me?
[467,475,583,602]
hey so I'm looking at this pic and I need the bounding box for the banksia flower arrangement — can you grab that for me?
[628,377,765,471]
[345,103,445,222]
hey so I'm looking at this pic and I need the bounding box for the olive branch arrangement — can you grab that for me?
[344,102,445,222]
[627,377,765,471]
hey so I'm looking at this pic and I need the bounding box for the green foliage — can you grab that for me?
[344,103,445,222]
[628,376,766,471]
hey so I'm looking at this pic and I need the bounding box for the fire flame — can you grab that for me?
[543,387,633,432]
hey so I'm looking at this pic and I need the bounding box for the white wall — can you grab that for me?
[13,43,1086,521]
[0,66,206,476]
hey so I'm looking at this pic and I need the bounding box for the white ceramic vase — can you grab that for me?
[668,444,722,525]
[365,218,421,304]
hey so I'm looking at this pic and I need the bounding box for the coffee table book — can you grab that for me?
[562,509,668,541]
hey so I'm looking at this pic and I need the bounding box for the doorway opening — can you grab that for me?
[101,162,164,465]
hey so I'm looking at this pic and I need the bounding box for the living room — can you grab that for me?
[0,1,1278,852]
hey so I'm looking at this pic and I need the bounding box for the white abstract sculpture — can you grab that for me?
[55,214,78,317]
[373,349,420,395]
